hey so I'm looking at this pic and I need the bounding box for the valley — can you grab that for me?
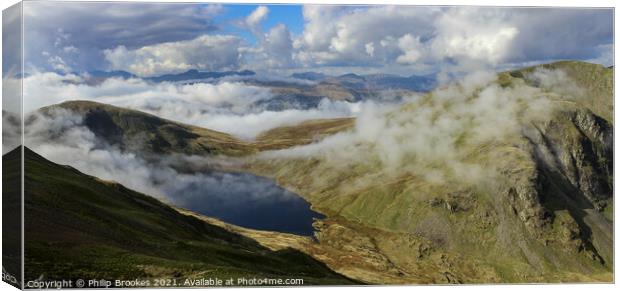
[12,60,614,284]
[10,147,357,285]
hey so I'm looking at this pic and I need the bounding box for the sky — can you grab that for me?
[4,2,614,77]
[1,2,614,204]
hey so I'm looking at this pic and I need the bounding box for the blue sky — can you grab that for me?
[212,4,304,44]
[3,2,613,77]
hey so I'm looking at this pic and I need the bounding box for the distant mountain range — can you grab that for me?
[146,69,256,83]
[87,70,137,79]
[69,68,437,112]
[79,69,438,94]
[291,71,437,92]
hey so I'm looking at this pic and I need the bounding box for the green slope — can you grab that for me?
[8,147,356,285]
[507,60,613,123]
[41,101,255,157]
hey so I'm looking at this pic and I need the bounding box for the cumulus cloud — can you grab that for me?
[262,24,294,67]
[396,34,423,64]
[240,6,294,69]
[293,6,612,71]
[19,3,612,75]
[295,5,437,67]
[102,5,298,75]
[260,69,571,186]
[104,35,243,76]
[431,8,519,64]
[245,6,269,42]
[22,1,221,73]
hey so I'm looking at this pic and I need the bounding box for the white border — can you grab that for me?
[0,1,617,291]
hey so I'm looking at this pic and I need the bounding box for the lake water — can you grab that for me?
[168,171,324,236]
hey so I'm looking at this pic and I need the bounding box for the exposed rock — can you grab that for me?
[444,191,475,213]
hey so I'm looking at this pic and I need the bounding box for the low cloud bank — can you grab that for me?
[22,108,302,214]
[260,68,574,186]
[11,67,581,212]
[19,72,370,139]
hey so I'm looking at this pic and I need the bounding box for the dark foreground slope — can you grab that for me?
[7,147,356,285]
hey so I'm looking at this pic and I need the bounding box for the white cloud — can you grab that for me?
[104,34,242,76]
[18,3,613,75]
[19,72,363,140]
[396,34,423,64]
[295,5,436,66]
[262,24,294,67]
[365,42,375,57]
[245,5,269,41]
[293,6,612,71]
[47,55,71,73]
[197,99,360,139]
[431,8,519,64]
[21,109,320,217]
[21,1,224,73]
[261,68,571,186]
[240,7,294,69]
[62,46,79,54]
[21,72,271,113]
[203,4,223,17]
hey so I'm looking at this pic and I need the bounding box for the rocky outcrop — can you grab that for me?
[515,108,613,263]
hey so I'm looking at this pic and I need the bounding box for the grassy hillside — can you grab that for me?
[255,118,354,151]
[11,147,357,285]
[40,100,355,156]
[41,101,255,157]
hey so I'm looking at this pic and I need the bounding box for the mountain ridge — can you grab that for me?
[146,69,256,83]
[39,100,356,156]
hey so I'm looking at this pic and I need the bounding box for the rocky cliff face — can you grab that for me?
[507,106,613,264]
